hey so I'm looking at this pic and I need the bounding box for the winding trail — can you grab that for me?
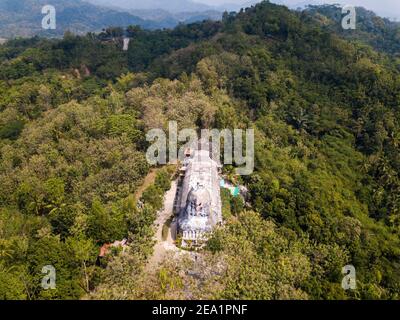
[146,180,180,270]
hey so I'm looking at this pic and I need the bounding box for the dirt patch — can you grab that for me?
[134,169,159,200]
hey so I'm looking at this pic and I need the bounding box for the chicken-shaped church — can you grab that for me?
[176,141,223,247]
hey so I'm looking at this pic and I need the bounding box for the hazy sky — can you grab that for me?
[196,0,400,20]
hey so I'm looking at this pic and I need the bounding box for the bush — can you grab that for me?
[155,169,171,192]
[0,120,24,140]
[141,185,164,211]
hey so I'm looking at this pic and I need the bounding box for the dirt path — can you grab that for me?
[146,180,180,270]
[134,169,159,200]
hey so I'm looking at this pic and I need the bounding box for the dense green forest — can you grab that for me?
[1,1,400,300]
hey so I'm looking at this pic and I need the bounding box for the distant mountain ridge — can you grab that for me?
[84,0,213,13]
[85,0,262,13]
[0,0,223,38]
[127,9,222,27]
[0,0,157,38]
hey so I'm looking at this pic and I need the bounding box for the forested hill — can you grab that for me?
[1,1,400,300]
[0,0,189,38]
[303,4,400,56]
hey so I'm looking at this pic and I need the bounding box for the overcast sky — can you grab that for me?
[196,0,400,20]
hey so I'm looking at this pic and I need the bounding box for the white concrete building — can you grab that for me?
[177,145,222,247]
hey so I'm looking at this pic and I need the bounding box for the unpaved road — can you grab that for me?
[146,180,179,269]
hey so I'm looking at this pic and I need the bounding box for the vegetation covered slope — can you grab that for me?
[0,0,172,38]
[1,1,400,299]
[303,4,400,56]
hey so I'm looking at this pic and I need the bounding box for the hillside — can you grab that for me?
[303,4,400,56]
[1,1,400,300]
[0,0,163,38]
[0,0,223,39]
